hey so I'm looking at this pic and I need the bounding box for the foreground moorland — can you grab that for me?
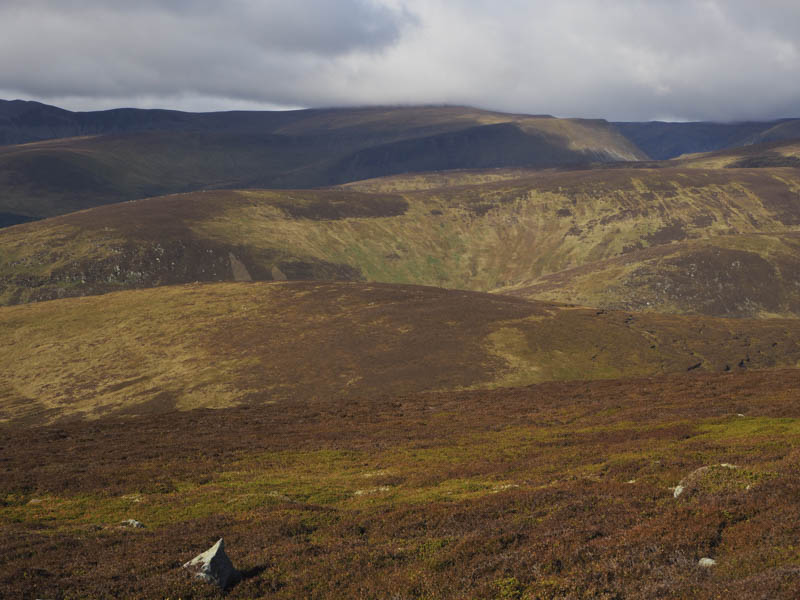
[1,282,800,597]
[2,369,800,598]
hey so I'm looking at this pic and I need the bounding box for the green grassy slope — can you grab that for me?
[2,280,800,425]
[1,166,799,316]
[501,232,800,317]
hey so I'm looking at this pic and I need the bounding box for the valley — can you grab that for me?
[1,158,800,317]
[1,102,799,598]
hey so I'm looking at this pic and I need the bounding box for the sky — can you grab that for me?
[1,0,799,121]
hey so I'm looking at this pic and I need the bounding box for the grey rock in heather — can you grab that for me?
[120,519,145,528]
[673,463,738,498]
[183,538,240,589]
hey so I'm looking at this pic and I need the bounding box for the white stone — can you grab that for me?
[183,538,240,589]
[698,557,717,567]
[120,519,145,528]
[673,485,685,498]
[353,486,392,496]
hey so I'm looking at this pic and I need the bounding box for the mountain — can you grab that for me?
[0,99,199,145]
[613,119,800,160]
[0,103,645,221]
[3,102,800,599]
[4,100,800,225]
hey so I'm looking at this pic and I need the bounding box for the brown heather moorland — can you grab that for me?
[2,370,800,598]
[3,281,800,425]
[1,282,800,597]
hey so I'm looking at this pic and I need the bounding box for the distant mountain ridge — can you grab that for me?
[3,99,799,160]
[0,99,307,146]
[1,99,798,227]
[0,102,646,221]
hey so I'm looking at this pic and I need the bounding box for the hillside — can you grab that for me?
[0,104,645,221]
[676,139,800,169]
[3,280,800,425]
[0,99,207,145]
[500,232,800,317]
[613,119,800,160]
[1,166,800,317]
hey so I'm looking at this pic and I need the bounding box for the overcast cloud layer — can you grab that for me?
[1,0,799,121]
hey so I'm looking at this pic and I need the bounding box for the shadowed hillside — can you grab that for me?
[1,165,799,317]
[0,104,645,220]
[3,280,800,425]
[614,119,800,160]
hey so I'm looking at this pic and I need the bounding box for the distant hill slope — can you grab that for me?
[1,165,799,317]
[614,119,800,160]
[676,139,800,169]
[0,103,645,220]
[3,280,800,424]
[500,232,800,317]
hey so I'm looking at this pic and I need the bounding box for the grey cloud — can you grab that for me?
[1,0,799,121]
[0,0,414,99]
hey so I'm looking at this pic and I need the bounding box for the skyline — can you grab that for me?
[2,1,799,121]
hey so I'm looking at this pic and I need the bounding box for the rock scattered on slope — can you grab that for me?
[673,463,739,498]
[698,557,717,568]
[183,538,240,590]
[120,519,145,528]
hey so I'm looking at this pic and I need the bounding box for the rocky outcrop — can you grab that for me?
[183,538,240,590]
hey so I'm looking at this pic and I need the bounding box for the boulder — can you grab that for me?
[183,538,240,590]
[698,557,717,568]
